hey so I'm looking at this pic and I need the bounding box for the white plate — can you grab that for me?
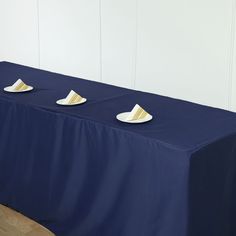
[56,98,87,106]
[4,86,34,93]
[116,112,153,124]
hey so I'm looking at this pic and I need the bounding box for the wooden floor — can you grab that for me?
[0,204,54,236]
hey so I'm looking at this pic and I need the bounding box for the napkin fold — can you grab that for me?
[64,90,83,104]
[126,104,151,121]
[11,79,29,91]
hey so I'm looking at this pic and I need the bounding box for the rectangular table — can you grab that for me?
[0,62,236,236]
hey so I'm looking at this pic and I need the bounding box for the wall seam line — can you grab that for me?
[36,0,41,69]
[228,0,236,110]
[133,0,138,89]
[99,0,103,82]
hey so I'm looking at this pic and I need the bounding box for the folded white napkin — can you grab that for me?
[126,104,151,121]
[11,79,29,91]
[64,90,83,104]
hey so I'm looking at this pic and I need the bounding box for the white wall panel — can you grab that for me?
[135,0,232,109]
[0,0,39,67]
[101,0,136,88]
[39,0,100,81]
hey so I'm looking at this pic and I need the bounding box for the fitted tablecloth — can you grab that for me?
[0,62,236,236]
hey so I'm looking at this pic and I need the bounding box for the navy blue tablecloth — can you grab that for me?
[0,62,236,236]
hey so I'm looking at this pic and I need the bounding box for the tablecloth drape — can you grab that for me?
[0,62,236,236]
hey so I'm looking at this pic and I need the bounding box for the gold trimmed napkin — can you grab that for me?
[64,90,83,105]
[126,104,151,121]
[11,79,29,91]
